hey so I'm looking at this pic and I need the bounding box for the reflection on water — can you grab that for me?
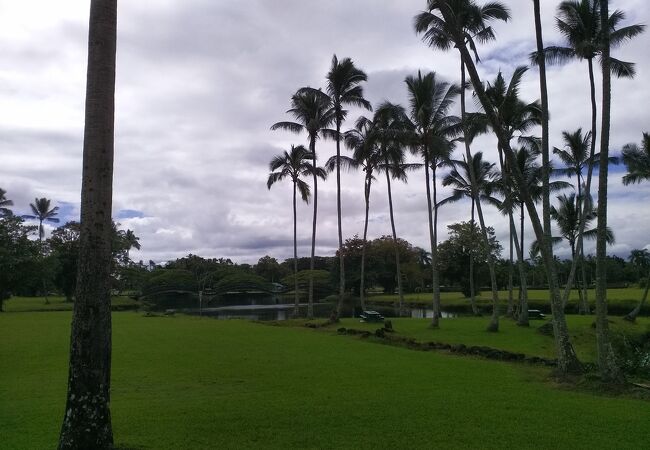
[409,308,457,319]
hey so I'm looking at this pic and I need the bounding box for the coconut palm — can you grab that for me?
[441,152,498,315]
[268,145,325,317]
[594,0,624,382]
[123,230,141,260]
[328,115,382,310]
[621,133,650,185]
[24,198,59,241]
[271,88,335,319]
[0,188,13,217]
[403,71,461,327]
[624,249,650,322]
[322,55,371,321]
[59,0,117,447]
[421,0,582,372]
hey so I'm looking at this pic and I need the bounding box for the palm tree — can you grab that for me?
[122,230,141,260]
[441,152,498,316]
[271,88,335,319]
[424,0,582,373]
[59,0,117,447]
[403,71,461,328]
[621,133,650,185]
[0,188,13,217]
[24,198,60,241]
[322,55,371,321]
[594,0,624,382]
[330,115,382,310]
[624,249,650,322]
[268,145,324,317]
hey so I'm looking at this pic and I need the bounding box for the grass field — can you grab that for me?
[2,295,140,312]
[335,316,650,363]
[366,287,648,313]
[1,311,649,449]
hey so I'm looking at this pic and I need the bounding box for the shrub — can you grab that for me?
[142,269,198,310]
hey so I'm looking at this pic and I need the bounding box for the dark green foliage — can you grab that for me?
[142,269,198,310]
[281,270,333,300]
[0,216,41,308]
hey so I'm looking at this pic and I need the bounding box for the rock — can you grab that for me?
[537,322,554,336]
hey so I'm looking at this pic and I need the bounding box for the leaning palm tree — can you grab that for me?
[328,115,382,310]
[59,0,117,447]
[271,88,335,319]
[423,0,582,373]
[621,133,650,185]
[24,198,59,241]
[621,134,650,322]
[403,71,461,328]
[321,55,371,321]
[268,145,325,317]
[624,249,650,322]
[0,188,13,217]
[441,152,498,316]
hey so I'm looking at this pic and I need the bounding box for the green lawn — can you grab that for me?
[1,312,649,449]
[2,295,140,312]
[367,287,647,313]
[336,316,650,363]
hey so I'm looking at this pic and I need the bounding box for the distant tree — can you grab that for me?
[254,256,289,283]
[0,216,40,309]
[23,197,60,241]
[49,222,81,302]
[621,133,650,186]
[0,188,14,217]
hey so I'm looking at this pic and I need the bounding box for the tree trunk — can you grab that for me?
[595,0,623,382]
[469,198,478,315]
[432,164,441,322]
[334,119,345,322]
[385,165,404,316]
[359,175,371,311]
[293,180,299,317]
[624,268,650,322]
[461,61,499,332]
[308,134,318,320]
[58,1,116,448]
[424,152,439,327]
[507,222,514,317]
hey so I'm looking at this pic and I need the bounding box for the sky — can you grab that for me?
[1,0,648,264]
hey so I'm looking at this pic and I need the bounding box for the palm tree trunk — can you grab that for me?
[595,0,623,382]
[508,222,514,317]
[432,164,441,321]
[308,134,318,320]
[625,267,650,322]
[359,176,371,311]
[424,154,439,327]
[469,198,478,315]
[461,61,499,332]
[334,120,345,322]
[385,165,404,316]
[59,1,116,447]
[292,180,299,317]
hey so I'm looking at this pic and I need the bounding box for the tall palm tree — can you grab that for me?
[441,152,498,316]
[24,198,60,241]
[621,133,650,185]
[59,1,117,447]
[594,0,623,382]
[329,115,382,310]
[403,71,461,328]
[415,0,509,332]
[122,229,141,260]
[425,0,582,373]
[0,188,13,217]
[322,56,371,321]
[271,88,335,319]
[268,145,324,317]
[624,249,650,322]
[621,134,650,322]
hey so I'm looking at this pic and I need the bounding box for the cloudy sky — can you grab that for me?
[1,0,648,264]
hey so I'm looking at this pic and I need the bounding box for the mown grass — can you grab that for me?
[367,287,647,313]
[335,316,650,363]
[1,311,649,449]
[3,295,140,312]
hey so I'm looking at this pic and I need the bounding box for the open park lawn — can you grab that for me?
[1,312,649,449]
